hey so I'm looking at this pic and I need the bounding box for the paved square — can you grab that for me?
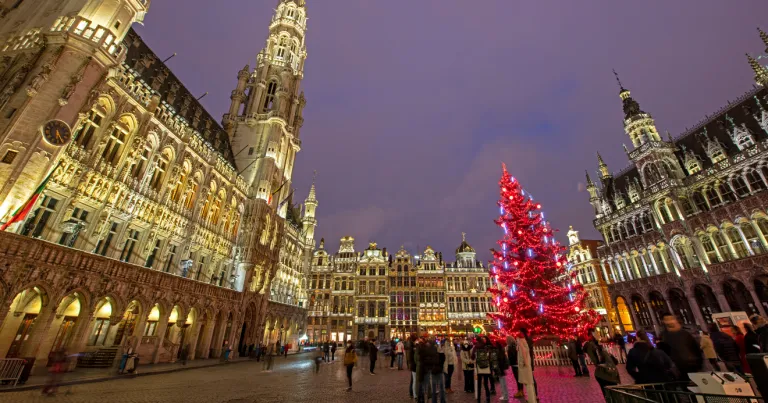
[0,354,626,403]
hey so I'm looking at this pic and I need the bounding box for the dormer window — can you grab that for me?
[686,160,702,175]
[615,197,625,210]
[628,187,640,203]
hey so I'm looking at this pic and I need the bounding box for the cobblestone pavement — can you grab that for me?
[0,354,629,403]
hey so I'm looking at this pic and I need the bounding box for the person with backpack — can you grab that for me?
[473,337,494,403]
[626,330,676,384]
[343,340,357,391]
[594,346,621,399]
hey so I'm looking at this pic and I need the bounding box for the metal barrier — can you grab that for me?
[0,358,26,386]
[606,383,764,403]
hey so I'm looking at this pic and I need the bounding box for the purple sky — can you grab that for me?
[136,1,768,261]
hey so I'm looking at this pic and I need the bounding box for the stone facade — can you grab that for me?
[566,226,615,338]
[584,32,768,335]
[306,235,493,343]
[0,0,315,371]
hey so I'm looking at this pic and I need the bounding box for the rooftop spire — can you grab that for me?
[747,53,768,87]
[759,27,768,52]
[307,170,317,202]
[613,69,626,92]
[597,152,611,179]
[585,170,594,187]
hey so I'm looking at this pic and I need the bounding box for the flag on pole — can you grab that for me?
[277,188,295,211]
[0,162,59,231]
[268,179,288,205]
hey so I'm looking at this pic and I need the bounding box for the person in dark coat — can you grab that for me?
[331,342,337,361]
[409,336,420,398]
[709,323,742,373]
[495,340,510,401]
[507,336,523,398]
[744,323,762,354]
[584,335,601,367]
[750,314,768,352]
[368,339,379,375]
[660,312,703,381]
[567,337,582,377]
[626,330,676,384]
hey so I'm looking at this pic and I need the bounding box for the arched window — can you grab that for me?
[711,230,732,261]
[171,164,190,203]
[680,198,695,217]
[732,176,750,198]
[150,150,171,191]
[184,178,199,210]
[102,122,130,165]
[718,182,736,203]
[741,222,764,254]
[131,142,151,179]
[75,108,104,149]
[692,192,709,212]
[747,169,766,191]
[705,187,720,207]
[699,233,720,263]
[726,227,749,259]
[657,200,672,224]
[263,80,278,111]
[275,36,289,60]
[641,213,652,231]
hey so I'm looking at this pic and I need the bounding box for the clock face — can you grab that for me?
[42,120,72,147]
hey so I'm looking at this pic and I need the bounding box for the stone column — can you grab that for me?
[750,221,768,253]
[67,313,96,370]
[151,312,171,364]
[24,303,57,373]
[690,236,712,266]
[646,250,661,275]
[746,282,768,317]
[199,319,216,359]
[211,317,229,358]
[721,232,739,260]
[735,226,755,256]
[639,254,652,277]
[686,294,708,331]
[715,291,731,313]
[626,302,642,332]
[186,320,203,361]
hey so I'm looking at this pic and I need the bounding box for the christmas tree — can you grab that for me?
[488,164,599,340]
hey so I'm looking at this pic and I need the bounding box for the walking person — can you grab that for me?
[331,342,337,362]
[323,341,330,362]
[42,347,69,396]
[750,314,768,352]
[594,346,621,400]
[567,337,582,376]
[390,339,397,368]
[613,331,627,362]
[494,339,510,402]
[313,348,324,374]
[515,332,536,403]
[423,338,446,403]
[396,338,405,370]
[368,339,378,375]
[626,330,676,384]
[443,338,457,393]
[660,312,703,382]
[409,336,420,399]
[460,340,475,394]
[473,336,493,403]
[263,343,275,372]
[343,340,357,391]
[584,335,601,369]
[575,336,589,376]
[520,328,537,397]
[223,341,232,362]
[700,330,718,369]
[709,323,743,373]
[506,336,523,398]
[181,343,190,365]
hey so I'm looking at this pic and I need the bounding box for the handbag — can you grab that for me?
[595,364,620,384]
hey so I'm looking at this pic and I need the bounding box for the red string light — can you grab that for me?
[488,165,600,341]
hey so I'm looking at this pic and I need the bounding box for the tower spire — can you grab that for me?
[597,152,611,179]
[759,27,768,53]
[585,170,594,187]
[747,53,768,87]
[613,69,626,92]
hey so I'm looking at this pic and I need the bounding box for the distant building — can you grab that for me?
[584,31,768,335]
[306,234,493,343]
[566,226,614,338]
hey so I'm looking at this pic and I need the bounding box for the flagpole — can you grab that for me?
[0,160,62,232]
